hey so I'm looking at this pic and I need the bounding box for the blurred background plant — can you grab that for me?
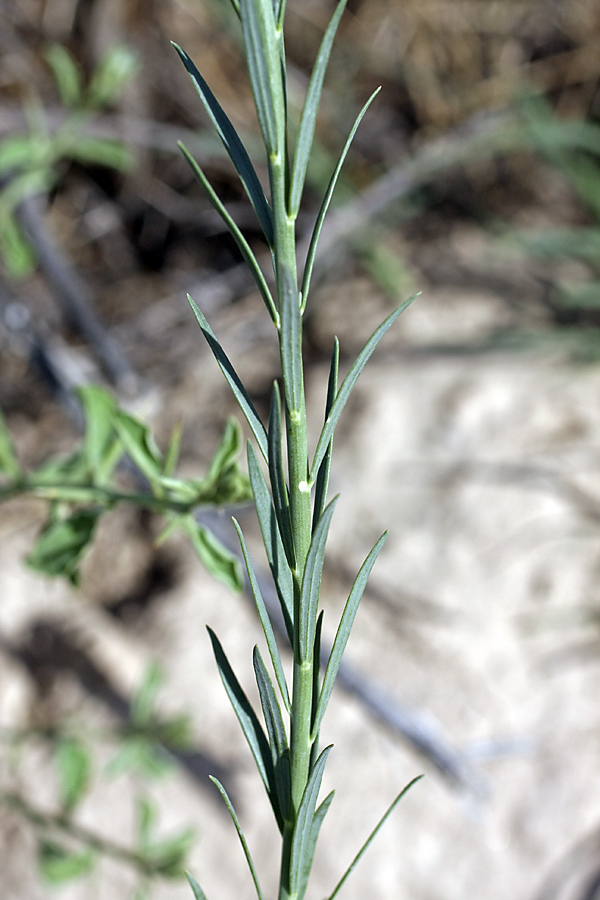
[0,660,195,898]
[0,41,137,279]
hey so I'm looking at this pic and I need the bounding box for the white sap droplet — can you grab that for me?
[298,481,310,493]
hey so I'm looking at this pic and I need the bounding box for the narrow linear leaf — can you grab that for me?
[289,745,332,900]
[44,43,82,109]
[268,382,294,565]
[240,0,285,158]
[86,45,139,109]
[0,136,37,176]
[0,408,22,479]
[205,417,243,484]
[311,611,324,745]
[173,44,273,246]
[300,88,381,311]
[179,144,278,326]
[326,776,424,900]
[299,498,338,662]
[298,790,335,900]
[163,421,182,478]
[188,296,268,461]
[288,0,348,218]
[232,517,290,711]
[312,532,388,739]
[280,265,303,416]
[1,213,36,278]
[274,0,287,28]
[186,872,210,900]
[309,297,416,486]
[207,628,283,831]
[312,337,339,530]
[68,137,134,171]
[209,776,265,900]
[253,647,291,825]
[247,443,294,641]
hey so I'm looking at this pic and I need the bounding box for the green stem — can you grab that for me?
[269,75,315,895]
[0,481,197,515]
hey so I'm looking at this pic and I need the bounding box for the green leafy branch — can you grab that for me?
[0,385,251,590]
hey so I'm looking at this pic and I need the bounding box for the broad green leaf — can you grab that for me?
[179,143,278,325]
[137,795,156,851]
[207,627,283,830]
[240,0,285,158]
[188,296,269,462]
[209,777,265,900]
[182,516,244,592]
[38,841,95,885]
[43,44,83,108]
[0,408,22,479]
[77,385,118,479]
[326,776,424,900]
[298,790,334,900]
[279,265,303,417]
[187,872,210,900]
[156,712,193,750]
[105,736,171,779]
[268,382,294,565]
[33,449,90,486]
[26,510,99,586]
[312,532,387,739]
[232,517,290,711]
[300,88,381,311]
[113,410,163,482]
[144,828,194,878]
[173,44,274,246]
[69,137,134,171]
[299,498,337,662]
[289,746,332,900]
[87,44,139,108]
[309,297,416,486]
[247,443,294,641]
[312,338,338,530]
[131,662,164,727]
[288,0,347,219]
[55,737,91,811]
[253,647,291,825]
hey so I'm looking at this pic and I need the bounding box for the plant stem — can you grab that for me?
[269,81,315,897]
[0,481,200,516]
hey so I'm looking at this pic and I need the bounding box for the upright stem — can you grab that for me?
[270,91,314,900]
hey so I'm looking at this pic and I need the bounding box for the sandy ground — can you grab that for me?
[2,277,600,900]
